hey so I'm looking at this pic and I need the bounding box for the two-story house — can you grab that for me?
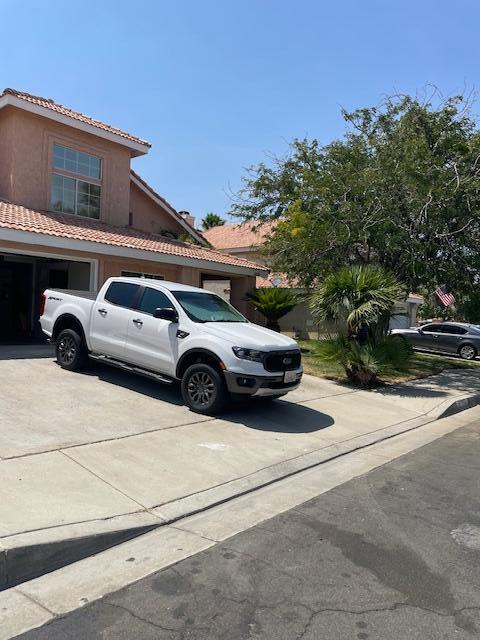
[0,88,265,339]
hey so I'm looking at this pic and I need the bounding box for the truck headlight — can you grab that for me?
[232,347,265,363]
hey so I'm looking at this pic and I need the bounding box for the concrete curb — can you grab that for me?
[0,513,160,591]
[428,391,480,420]
[2,391,480,595]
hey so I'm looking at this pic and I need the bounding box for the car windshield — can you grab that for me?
[172,291,247,323]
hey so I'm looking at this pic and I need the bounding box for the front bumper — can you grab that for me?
[223,369,303,397]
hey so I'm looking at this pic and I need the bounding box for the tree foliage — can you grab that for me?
[245,287,297,331]
[202,212,226,230]
[230,92,480,298]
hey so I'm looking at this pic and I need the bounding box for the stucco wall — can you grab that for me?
[101,256,178,283]
[0,108,15,201]
[128,182,184,236]
[0,106,131,226]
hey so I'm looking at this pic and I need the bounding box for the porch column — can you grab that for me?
[230,275,256,320]
[178,266,201,287]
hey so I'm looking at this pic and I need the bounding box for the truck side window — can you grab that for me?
[139,288,174,315]
[104,282,140,309]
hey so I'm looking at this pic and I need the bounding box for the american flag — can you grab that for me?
[435,286,455,307]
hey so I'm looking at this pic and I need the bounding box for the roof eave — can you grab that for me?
[0,94,150,157]
[0,226,267,277]
[130,172,208,246]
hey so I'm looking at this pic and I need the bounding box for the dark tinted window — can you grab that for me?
[441,324,467,335]
[138,288,174,315]
[421,324,442,333]
[104,282,140,309]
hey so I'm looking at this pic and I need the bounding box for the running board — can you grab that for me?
[89,354,174,385]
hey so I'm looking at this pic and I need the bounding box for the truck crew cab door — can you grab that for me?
[123,286,178,377]
[90,281,141,358]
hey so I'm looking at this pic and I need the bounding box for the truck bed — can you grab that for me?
[48,289,98,301]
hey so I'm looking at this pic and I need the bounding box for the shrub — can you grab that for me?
[246,287,297,331]
[314,334,412,386]
[309,265,405,335]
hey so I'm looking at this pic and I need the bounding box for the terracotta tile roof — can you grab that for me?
[1,88,150,148]
[0,199,267,273]
[256,274,291,288]
[130,170,206,244]
[203,220,276,249]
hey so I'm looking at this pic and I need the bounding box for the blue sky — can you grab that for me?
[2,0,478,224]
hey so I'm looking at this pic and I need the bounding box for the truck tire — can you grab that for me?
[56,328,87,371]
[181,363,228,414]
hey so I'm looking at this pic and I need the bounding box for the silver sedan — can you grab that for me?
[391,322,480,360]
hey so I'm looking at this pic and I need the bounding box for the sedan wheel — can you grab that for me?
[459,344,477,360]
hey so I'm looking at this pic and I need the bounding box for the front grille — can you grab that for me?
[264,349,301,372]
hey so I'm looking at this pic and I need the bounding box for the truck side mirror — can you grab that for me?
[153,307,178,323]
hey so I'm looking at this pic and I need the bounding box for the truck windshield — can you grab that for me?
[172,291,247,323]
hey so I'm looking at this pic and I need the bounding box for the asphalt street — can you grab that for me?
[17,419,480,640]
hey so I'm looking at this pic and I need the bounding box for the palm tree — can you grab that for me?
[309,265,405,336]
[202,213,225,230]
[246,287,297,332]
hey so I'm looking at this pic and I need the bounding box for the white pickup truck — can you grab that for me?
[39,277,303,414]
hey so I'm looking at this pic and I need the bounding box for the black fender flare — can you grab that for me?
[176,348,225,379]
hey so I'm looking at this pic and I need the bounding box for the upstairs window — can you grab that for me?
[51,144,102,219]
[53,144,101,179]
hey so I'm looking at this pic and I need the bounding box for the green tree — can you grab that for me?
[202,213,225,230]
[309,265,405,335]
[245,287,297,332]
[231,92,480,300]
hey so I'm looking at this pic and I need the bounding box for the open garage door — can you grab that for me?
[0,252,93,341]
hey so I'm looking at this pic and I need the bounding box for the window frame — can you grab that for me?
[50,143,103,219]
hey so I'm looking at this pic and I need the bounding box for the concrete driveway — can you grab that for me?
[1,345,480,546]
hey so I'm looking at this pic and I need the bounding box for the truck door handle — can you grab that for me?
[98,308,107,316]
[132,318,143,326]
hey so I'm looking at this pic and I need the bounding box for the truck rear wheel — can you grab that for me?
[56,328,87,371]
[181,363,228,414]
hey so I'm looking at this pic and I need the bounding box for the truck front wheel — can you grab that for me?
[181,363,228,414]
[56,328,87,371]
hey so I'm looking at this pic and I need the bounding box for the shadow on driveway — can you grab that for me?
[216,397,335,434]
[72,361,185,406]
[0,344,54,360]
[374,368,480,400]
[72,362,335,433]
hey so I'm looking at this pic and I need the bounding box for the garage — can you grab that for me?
[0,250,93,341]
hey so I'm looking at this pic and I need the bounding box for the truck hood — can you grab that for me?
[201,322,299,350]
